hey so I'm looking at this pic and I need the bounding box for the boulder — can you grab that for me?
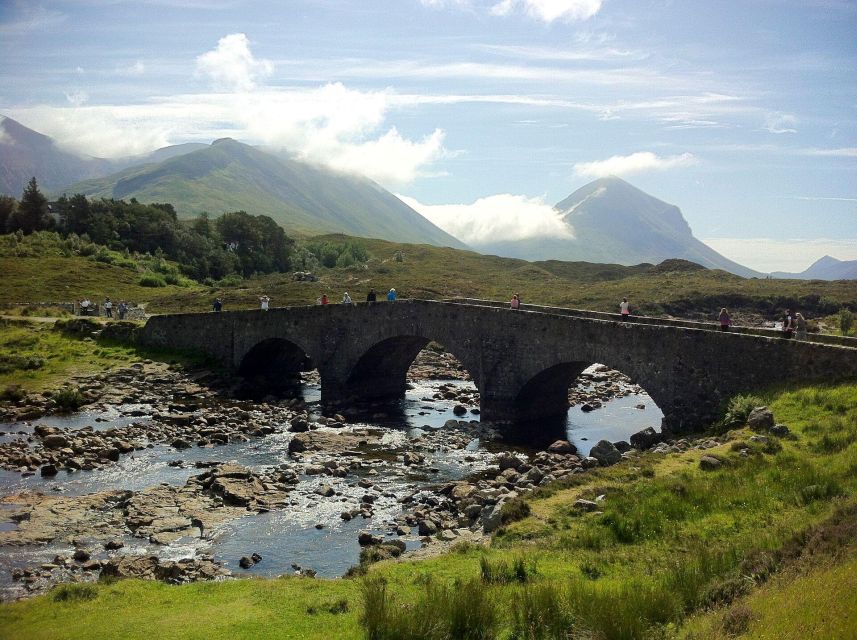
[288,418,309,433]
[42,434,71,449]
[630,427,661,451]
[613,440,632,453]
[452,405,467,416]
[418,519,438,536]
[699,455,723,471]
[288,433,309,454]
[358,532,382,546]
[315,484,335,498]
[547,440,576,455]
[481,502,504,533]
[170,439,192,450]
[747,407,774,431]
[589,440,622,466]
[403,452,425,466]
[771,424,791,437]
[497,453,523,471]
[40,463,59,477]
[573,499,599,512]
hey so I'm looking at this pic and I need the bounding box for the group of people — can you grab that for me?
[78,297,129,320]
[212,288,401,312]
[780,308,808,340]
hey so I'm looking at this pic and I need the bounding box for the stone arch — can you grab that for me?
[237,337,313,389]
[340,334,481,405]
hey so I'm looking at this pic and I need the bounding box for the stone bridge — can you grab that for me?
[136,299,857,434]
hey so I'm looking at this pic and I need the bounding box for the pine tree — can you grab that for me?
[10,177,50,234]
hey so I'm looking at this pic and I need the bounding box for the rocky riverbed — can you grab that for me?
[0,352,671,600]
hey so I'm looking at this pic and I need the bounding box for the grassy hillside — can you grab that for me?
[64,139,466,249]
[2,380,855,639]
[2,233,855,322]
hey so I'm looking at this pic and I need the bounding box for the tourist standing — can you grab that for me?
[321,294,329,305]
[387,288,397,301]
[259,295,270,311]
[795,312,808,341]
[104,298,113,318]
[782,308,794,338]
[619,297,630,320]
[213,297,223,312]
[718,308,731,332]
[342,292,353,305]
[118,301,128,320]
[510,294,520,310]
[367,288,377,303]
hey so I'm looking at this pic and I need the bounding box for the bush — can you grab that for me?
[359,575,497,640]
[0,384,27,402]
[721,605,755,635]
[139,274,166,288]
[0,354,45,374]
[501,497,531,524]
[53,386,86,412]
[480,555,536,584]
[51,584,98,602]
[509,582,576,640]
[839,309,854,336]
[721,394,765,429]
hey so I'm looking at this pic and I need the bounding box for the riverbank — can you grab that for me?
[0,372,854,638]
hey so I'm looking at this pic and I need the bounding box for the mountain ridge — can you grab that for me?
[771,255,857,280]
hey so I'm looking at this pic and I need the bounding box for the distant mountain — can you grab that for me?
[0,115,111,196]
[64,138,466,248]
[0,115,205,197]
[771,255,857,280]
[475,177,761,278]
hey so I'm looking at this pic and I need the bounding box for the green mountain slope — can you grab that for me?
[477,177,761,278]
[66,138,466,248]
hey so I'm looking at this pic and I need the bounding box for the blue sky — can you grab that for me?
[1,0,855,271]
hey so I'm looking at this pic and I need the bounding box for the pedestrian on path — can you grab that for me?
[718,308,731,332]
[259,295,270,311]
[620,297,631,320]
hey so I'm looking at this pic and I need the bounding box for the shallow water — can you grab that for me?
[0,373,660,596]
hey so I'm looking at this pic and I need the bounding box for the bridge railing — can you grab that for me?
[443,297,857,348]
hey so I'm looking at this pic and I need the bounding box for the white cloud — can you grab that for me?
[7,83,447,184]
[398,193,573,243]
[64,91,88,106]
[703,237,857,273]
[804,147,857,157]
[764,112,797,134]
[195,33,273,91]
[491,0,603,22]
[574,151,698,178]
[117,61,146,76]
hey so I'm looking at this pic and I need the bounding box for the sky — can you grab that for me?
[0,0,855,272]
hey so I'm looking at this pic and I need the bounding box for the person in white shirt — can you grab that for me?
[259,295,270,311]
[619,297,630,320]
[342,292,353,305]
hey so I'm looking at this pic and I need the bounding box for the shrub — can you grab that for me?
[839,309,854,336]
[721,394,765,428]
[501,497,531,524]
[139,274,166,288]
[53,386,86,412]
[51,584,98,602]
[0,384,27,402]
[359,575,497,640]
[0,354,45,374]
[509,582,576,640]
[721,605,755,636]
[480,555,536,584]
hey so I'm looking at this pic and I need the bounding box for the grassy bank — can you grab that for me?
[3,233,856,322]
[1,380,855,639]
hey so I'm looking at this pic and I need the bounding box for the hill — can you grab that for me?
[64,138,467,248]
[772,255,857,280]
[474,177,761,278]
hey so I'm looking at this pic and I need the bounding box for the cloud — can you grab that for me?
[7,82,447,184]
[398,193,573,243]
[116,61,146,76]
[491,0,603,22]
[703,237,857,273]
[195,33,273,91]
[764,112,797,134]
[574,151,698,178]
[64,91,89,107]
[804,147,857,157]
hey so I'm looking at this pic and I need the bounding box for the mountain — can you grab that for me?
[474,177,761,278]
[0,115,112,196]
[771,255,857,280]
[65,138,467,248]
[0,115,206,197]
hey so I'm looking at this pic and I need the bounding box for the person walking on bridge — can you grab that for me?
[212,297,223,312]
[794,312,808,341]
[320,294,329,305]
[387,288,397,301]
[259,295,270,311]
[367,288,377,303]
[619,297,631,320]
[342,292,353,305]
[510,294,520,310]
[718,308,731,332]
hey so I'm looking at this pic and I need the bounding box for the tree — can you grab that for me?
[9,177,50,234]
[840,309,854,336]
[0,195,16,233]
